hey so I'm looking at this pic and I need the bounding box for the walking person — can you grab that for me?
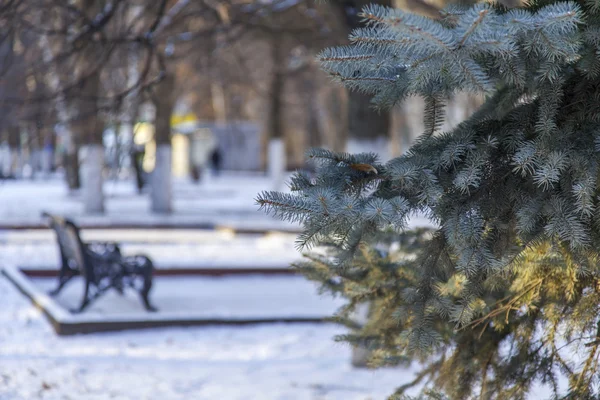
[210,147,222,177]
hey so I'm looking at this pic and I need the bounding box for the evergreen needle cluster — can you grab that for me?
[257,0,600,398]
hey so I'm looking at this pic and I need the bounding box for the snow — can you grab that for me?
[0,174,439,399]
[29,274,345,320]
[0,174,300,231]
[0,230,300,270]
[0,272,419,400]
[0,176,306,272]
[0,174,434,231]
[0,174,433,271]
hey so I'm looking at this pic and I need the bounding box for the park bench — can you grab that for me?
[42,212,156,313]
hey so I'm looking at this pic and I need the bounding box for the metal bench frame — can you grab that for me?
[42,213,156,312]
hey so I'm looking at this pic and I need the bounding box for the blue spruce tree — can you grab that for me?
[258,0,600,398]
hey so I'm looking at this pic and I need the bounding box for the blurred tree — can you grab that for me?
[150,68,176,213]
[0,20,27,178]
[331,0,394,158]
[259,1,600,398]
[3,0,229,212]
[3,0,475,212]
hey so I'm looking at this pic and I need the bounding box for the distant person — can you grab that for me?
[190,164,202,183]
[131,144,145,193]
[210,148,222,177]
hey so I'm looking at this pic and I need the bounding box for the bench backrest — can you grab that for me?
[42,213,90,277]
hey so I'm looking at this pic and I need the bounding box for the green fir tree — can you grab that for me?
[258,0,600,398]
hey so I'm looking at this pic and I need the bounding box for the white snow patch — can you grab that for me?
[0,173,435,231]
[0,271,420,400]
[0,231,301,270]
[0,174,299,231]
[30,274,345,320]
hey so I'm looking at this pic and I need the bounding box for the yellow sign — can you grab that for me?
[170,113,198,126]
[132,121,195,176]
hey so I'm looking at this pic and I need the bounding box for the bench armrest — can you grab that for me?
[85,242,122,259]
[86,241,120,248]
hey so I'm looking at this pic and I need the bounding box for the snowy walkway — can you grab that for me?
[0,230,300,270]
[31,275,344,319]
[0,174,433,231]
[0,174,299,231]
[0,174,440,399]
[0,274,417,400]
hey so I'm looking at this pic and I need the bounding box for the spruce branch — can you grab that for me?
[259,1,600,397]
[457,6,491,48]
[423,95,445,139]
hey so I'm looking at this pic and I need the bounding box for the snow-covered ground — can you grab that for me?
[0,174,299,231]
[32,275,345,319]
[0,230,300,270]
[0,273,417,400]
[0,174,439,399]
[0,174,434,231]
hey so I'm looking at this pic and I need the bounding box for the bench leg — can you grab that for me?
[141,291,157,312]
[49,270,75,296]
[74,281,92,313]
[139,257,157,312]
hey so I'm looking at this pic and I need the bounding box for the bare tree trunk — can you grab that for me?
[304,68,323,149]
[6,126,20,178]
[337,0,393,161]
[322,87,347,152]
[350,302,373,368]
[267,36,286,190]
[28,123,41,178]
[393,107,413,156]
[209,64,227,180]
[211,81,228,123]
[64,134,81,190]
[39,124,53,176]
[268,37,285,138]
[346,91,391,160]
[45,72,80,188]
[36,2,101,192]
[0,29,25,179]
[80,143,104,212]
[151,72,176,214]
[122,80,142,186]
[78,70,105,214]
